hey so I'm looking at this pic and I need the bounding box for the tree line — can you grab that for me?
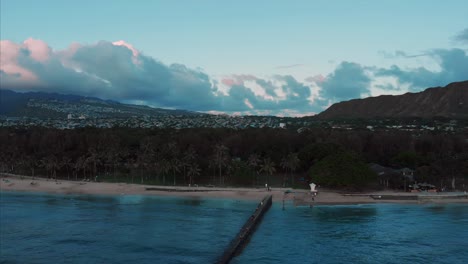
[0,126,467,190]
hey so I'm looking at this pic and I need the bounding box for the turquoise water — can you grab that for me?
[1,192,468,264]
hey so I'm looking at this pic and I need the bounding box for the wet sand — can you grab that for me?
[1,174,467,205]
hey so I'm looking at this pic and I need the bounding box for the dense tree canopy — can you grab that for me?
[0,126,466,190]
[309,151,377,188]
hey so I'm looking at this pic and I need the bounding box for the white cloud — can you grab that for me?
[1,38,466,116]
[0,38,324,115]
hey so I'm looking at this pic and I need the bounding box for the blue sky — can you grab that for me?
[1,0,467,115]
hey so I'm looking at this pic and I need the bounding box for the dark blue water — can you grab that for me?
[0,192,253,264]
[234,203,468,264]
[1,192,468,264]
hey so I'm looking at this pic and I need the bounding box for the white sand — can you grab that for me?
[1,174,467,205]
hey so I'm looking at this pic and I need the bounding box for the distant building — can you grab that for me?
[67,114,73,120]
[369,163,401,189]
[279,123,286,129]
[399,168,414,182]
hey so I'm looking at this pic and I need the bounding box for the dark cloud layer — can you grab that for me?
[319,62,371,101]
[0,40,319,115]
[219,75,319,115]
[1,38,467,116]
[453,28,468,45]
[375,48,468,91]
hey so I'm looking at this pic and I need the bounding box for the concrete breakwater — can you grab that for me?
[417,193,468,200]
[217,195,273,264]
[371,193,468,201]
[370,194,418,200]
[145,187,222,192]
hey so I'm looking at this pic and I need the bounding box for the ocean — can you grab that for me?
[1,192,467,264]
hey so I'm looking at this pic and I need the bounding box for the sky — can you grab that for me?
[1,0,468,116]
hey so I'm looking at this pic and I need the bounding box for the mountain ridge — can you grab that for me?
[0,89,201,118]
[2,81,467,120]
[317,81,468,119]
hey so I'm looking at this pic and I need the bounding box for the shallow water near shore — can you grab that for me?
[1,192,468,264]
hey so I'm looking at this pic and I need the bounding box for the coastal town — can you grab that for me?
[1,112,289,130]
[1,112,466,132]
[1,97,467,132]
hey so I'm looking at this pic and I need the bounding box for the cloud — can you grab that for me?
[318,61,371,102]
[374,83,401,91]
[221,74,257,87]
[0,39,221,110]
[1,38,466,116]
[375,48,468,91]
[453,28,468,45]
[254,78,278,98]
[305,74,325,84]
[22,38,52,62]
[378,50,429,59]
[275,64,305,69]
[277,75,311,106]
[219,74,320,114]
[0,38,322,115]
[112,40,139,57]
[0,40,39,83]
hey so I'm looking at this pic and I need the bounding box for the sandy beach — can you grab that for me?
[1,174,467,205]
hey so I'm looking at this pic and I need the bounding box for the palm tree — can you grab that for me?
[104,150,116,180]
[213,144,229,185]
[74,156,85,181]
[170,158,181,186]
[40,157,50,178]
[187,163,201,186]
[280,157,288,187]
[179,158,189,184]
[130,157,141,184]
[115,147,130,182]
[41,155,59,180]
[260,158,276,186]
[248,153,261,186]
[288,153,300,186]
[62,157,72,180]
[16,156,26,177]
[24,156,38,180]
[136,152,147,184]
[0,153,8,173]
[281,153,300,187]
[50,155,60,180]
[139,139,156,183]
[86,147,100,181]
[182,147,197,184]
[159,159,170,185]
[82,156,91,181]
[208,159,216,184]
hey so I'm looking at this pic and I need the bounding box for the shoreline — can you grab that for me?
[1,174,467,205]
